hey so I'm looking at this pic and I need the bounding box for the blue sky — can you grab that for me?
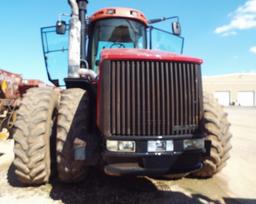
[0,0,255,83]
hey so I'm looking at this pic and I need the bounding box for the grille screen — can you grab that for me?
[99,60,203,136]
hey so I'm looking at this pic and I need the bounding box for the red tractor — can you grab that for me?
[13,0,231,185]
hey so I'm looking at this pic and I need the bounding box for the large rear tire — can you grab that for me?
[191,93,232,178]
[56,88,90,183]
[13,88,58,185]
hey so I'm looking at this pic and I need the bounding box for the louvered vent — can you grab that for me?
[99,60,203,136]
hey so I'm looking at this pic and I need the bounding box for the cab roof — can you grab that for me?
[90,7,148,26]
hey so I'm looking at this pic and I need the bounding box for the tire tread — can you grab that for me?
[13,88,58,185]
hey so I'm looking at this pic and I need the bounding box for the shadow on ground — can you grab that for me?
[7,165,256,204]
[48,168,218,204]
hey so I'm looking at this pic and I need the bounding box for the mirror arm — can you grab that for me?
[180,36,185,54]
[58,13,70,22]
[148,16,179,24]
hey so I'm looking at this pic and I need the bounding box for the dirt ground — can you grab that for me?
[0,107,256,204]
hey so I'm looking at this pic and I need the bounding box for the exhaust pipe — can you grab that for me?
[67,0,81,78]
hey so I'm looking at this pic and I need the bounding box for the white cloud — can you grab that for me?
[250,46,256,54]
[221,31,237,37]
[215,0,256,35]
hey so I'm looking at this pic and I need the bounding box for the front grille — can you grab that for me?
[99,60,203,136]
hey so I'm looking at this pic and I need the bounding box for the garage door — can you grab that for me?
[237,92,254,106]
[214,91,230,106]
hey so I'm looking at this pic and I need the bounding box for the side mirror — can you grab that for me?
[56,20,67,35]
[172,21,181,36]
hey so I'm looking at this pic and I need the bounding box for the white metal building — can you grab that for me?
[203,73,256,107]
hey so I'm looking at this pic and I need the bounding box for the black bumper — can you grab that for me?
[103,135,210,176]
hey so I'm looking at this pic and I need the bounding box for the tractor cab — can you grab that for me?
[89,18,147,71]
[41,7,184,86]
[88,8,148,72]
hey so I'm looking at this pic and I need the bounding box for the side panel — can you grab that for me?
[98,60,112,136]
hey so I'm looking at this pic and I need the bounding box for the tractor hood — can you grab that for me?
[100,48,203,64]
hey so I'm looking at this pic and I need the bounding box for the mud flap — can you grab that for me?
[73,134,100,165]
[74,138,86,161]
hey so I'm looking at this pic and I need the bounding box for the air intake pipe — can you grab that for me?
[67,0,81,78]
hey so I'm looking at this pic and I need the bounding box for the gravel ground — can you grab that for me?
[0,107,256,204]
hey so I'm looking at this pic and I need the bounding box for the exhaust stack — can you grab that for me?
[67,0,81,78]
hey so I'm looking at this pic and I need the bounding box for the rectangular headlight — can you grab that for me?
[183,139,205,150]
[106,140,136,152]
[147,140,174,152]
[106,140,118,152]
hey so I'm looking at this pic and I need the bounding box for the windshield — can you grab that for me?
[90,18,147,72]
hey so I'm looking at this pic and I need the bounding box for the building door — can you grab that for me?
[214,91,230,106]
[237,91,254,106]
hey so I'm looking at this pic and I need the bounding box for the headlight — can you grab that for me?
[106,140,118,152]
[183,139,205,150]
[106,140,136,152]
[147,140,174,152]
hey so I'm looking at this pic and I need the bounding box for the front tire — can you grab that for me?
[13,88,58,185]
[56,88,90,183]
[191,93,232,178]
